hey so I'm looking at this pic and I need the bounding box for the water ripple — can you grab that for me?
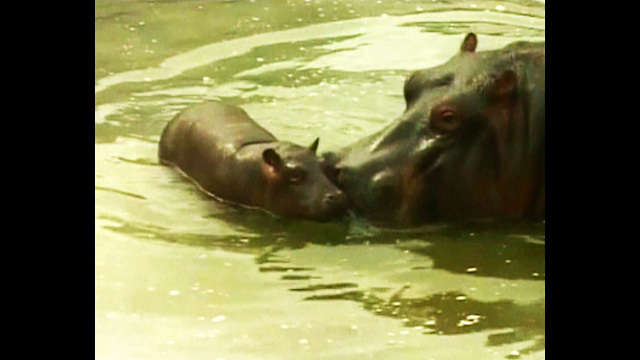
[95,10,544,94]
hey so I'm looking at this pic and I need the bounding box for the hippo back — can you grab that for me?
[159,101,277,164]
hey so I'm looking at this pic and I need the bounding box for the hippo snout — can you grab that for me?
[324,190,346,206]
[319,190,348,220]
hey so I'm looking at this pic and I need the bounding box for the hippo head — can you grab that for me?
[324,33,545,226]
[260,138,348,222]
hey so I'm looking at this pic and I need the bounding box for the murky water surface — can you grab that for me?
[95,1,545,359]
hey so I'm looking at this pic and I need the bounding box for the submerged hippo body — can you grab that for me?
[324,34,545,226]
[159,101,347,221]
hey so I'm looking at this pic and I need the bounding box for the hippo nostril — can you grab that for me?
[324,191,346,204]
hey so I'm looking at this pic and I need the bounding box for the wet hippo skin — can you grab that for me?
[323,33,545,227]
[159,101,347,222]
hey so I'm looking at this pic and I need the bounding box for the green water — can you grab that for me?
[95,1,545,359]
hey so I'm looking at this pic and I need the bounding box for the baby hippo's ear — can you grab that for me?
[262,148,283,171]
[308,137,320,154]
[460,32,477,53]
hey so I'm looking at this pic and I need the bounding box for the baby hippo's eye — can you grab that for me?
[287,168,307,185]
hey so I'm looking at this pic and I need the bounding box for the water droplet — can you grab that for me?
[466,267,478,273]
[299,339,308,344]
[496,5,506,11]
[507,350,521,359]
[169,290,180,296]
[211,315,226,323]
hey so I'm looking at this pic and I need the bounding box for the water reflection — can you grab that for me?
[99,207,351,253]
[394,225,545,281]
[260,221,544,356]
[102,203,544,280]
[101,205,544,355]
[303,287,544,357]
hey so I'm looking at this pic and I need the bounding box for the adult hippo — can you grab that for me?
[323,33,545,226]
[159,101,347,222]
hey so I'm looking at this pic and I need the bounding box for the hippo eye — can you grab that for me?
[430,107,460,134]
[441,111,455,123]
[287,168,307,185]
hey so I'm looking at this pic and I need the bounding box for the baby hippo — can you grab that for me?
[158,101,347,221]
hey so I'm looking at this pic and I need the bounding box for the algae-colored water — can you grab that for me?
[95,1,545,359]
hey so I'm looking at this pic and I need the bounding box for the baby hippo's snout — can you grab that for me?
[319,189,348,221]
[324,190,347,207]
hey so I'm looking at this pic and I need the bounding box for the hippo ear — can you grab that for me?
[460,33,477,53]
[491,70,518,98]
[262,148,283,171]
[308,137,320,154]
